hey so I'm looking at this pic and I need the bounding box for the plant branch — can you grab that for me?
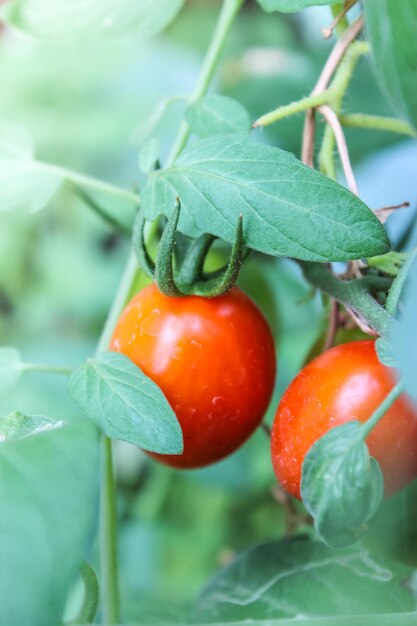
[340,113,416,136]
[23,363,72,376]
[95,1,244,621]
[322,1,358,39]
[40,162,140,205]
[318,105,358,194]
[166,0,244,166]
[299,262,394,337]
[301,14,364,165]
[253,91,329,128]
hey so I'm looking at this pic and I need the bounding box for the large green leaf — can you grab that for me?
[0,122,62,213]
[364,0,417,130]
[68,352,183,453]
[0,415,99,626]
[141,134,389,261]
[256,0,339,13]
[301,422,384,548]
[193,537,417,623]
[2,0,185,41]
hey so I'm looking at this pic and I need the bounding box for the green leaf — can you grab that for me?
[0,417,99,626]
[185,95,251,138]
[301,422,384,548]
[375,337,397,368]
[131,95,186,146]
[393,257,417,401]
[193,537,417,623]
[139,137,161,174]
[364,0,417,130]
[256,0,339,13]
[0,347,24,393]
[68,352,183,453]
[3,0,185,42]
[0,122,62,213]
[0,411,62,441]
[141,134,390,262]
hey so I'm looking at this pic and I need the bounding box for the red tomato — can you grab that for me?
[111,284,276,468]
[271,340,417,499]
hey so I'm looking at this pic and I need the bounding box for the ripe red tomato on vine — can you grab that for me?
[111,284,276,468]
[271,340,417,499]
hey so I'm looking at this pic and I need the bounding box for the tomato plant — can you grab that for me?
[1,0,417,624]
[271,340,417,499]
[110,284,276,468]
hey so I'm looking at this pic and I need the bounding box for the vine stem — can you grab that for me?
[318,105,358,194]
[22,363,72,376]
[40,162,140,205]
[166,0,244,166]
[299,262,394,337]
[340,113,416,136]
[301,14,364,166]
[96,1,244,622]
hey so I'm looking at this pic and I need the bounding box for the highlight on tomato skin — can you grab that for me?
[110,283,276,469]
[270,340,417,500]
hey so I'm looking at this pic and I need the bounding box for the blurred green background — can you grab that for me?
[1,1,417,623]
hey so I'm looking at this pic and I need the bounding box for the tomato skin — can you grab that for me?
[271,340,417,499]
[111,284,276,468]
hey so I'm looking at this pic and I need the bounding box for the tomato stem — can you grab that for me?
[100,436,120,625]
[299,262,394,336]
[360,381,405,439]
[22,363,72,376]
[65,561,99,626]
[166,0,245,167]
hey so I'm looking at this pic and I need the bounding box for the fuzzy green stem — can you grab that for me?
[340,113,416,137]
[361,381,404,439]
[66,561,99,626]
[39,161,140,205]
[97,251,138,625]
[166,0,244,166]
[330,2,350,37]
[22,363,72,376]
[319,124,337,179]
[100,436,119,625]
[253,91,330,127]
[299,262,394,336]
[96,1,243,621]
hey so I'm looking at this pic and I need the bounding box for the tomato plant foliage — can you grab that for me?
[1,0,417,624]
[142,134,389,261]
[0,415,99,626]
[193,538,417,622]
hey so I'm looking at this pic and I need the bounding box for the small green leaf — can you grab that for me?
[364,0,417,130]
[68,352,183,453]
[139,137,160,174]
[0,411,62,441]
[3,0,185,42]
[375,337,397,368]
[193,537,417,623]
[256,0,339,13]
[0,418,99,626]
[185,95,251,138]
[0,347,24,393]
[0,122,62,213]
[142,134,389,262]
[301,422,384,548]
[131,95,185,146]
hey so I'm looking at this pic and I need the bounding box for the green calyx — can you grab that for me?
[132,198,246,298]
